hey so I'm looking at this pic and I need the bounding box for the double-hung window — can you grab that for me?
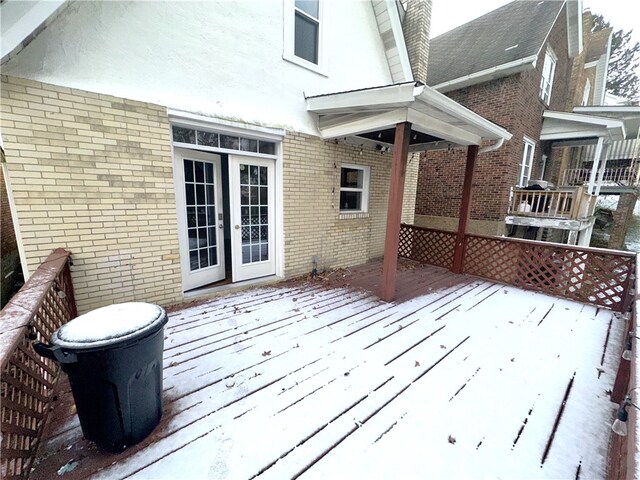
[340,165,370,213]
[519,137,536,187]
[539,48,557,105]
[284,0,326,74]
[294,1,319,64]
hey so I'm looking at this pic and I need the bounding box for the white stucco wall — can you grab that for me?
[2,0,393,134]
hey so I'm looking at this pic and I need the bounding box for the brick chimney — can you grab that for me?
[402,0,432,84]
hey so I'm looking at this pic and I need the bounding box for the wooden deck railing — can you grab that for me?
[0,249,76,480]
[399,224,635,313]
[507,186,596,219]
[561,165,640,187]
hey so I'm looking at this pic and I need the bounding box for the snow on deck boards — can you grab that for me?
[31,262,623,480]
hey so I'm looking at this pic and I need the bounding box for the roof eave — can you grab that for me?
[431,55,537,93]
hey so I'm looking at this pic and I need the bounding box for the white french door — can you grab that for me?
[229,155,276,282]
[174,148,226,290]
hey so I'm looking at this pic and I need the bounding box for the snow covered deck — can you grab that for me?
[31,261,623,479]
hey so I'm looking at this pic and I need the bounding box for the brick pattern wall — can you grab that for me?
[0,75,182,314]
[416,5,571,226]
[402,0,431,84]
[610,193,638,249]
[282,133,419,277]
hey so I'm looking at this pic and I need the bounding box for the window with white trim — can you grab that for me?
[582,78,591,106]
[283,0,326,74]
[294,1,319,64]
[340,165,370,213]
[539,48,557,105]
[519,137,536,187]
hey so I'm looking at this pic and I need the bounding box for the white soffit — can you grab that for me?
[574,106,640,139]
[306,82,512,147]
[371,0,413,83]
[541,111,626,141]
[1,0,67,64]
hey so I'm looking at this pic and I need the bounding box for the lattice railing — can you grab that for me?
[398,224,456,270]
[0,249,76,480]
[463,235,635,312]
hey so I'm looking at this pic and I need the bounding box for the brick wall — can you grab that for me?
[403,0,431,84]
[282,133,419,277]
[1,75,420,309]
[1,75,182,314]
[610,193,638,249]
[415,5,572,227]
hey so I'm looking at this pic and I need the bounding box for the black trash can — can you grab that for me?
[34,302,168,452]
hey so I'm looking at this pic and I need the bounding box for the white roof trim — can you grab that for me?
[167,109,286,140]
[431,55,537,93]
[1,0,67,64]
[541,110,626,141]
[306,82,512,147]
[371,0,413,83]
[566,0,583,57]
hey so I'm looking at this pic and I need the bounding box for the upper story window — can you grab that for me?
[295,1,319,64]
[283,0,326,75]
[340,164,370,213]
[539,48,557,105]
[519,137,536,187]
[582,78,591,106]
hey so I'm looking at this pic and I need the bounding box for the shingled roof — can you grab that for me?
[427,1,565,88]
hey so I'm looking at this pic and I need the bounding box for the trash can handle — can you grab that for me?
[33,342,78,364]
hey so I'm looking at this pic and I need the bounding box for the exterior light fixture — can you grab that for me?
[612,394,640,436]
[622,333,639,361]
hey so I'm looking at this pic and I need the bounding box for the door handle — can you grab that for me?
[219,224,224,229]
[235,225,240,230]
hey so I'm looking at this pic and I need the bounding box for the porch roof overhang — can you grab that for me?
[573,105,640,140]
[540,110,626,142]
[306,82,512,152]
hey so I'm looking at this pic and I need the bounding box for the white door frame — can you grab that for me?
[229,155,277,282]
[168,112,285,291]
[173,148,226,291]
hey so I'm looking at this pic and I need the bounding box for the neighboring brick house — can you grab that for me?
[0,0,511,312]
[414,1,638,246]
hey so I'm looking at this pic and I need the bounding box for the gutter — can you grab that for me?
[431,55,538,93]
[479,138,505,154]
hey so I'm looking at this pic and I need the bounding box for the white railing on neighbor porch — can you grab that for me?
[507,186,596,219]
[561,165,640,187]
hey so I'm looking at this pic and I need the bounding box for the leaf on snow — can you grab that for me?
[262,350,272,357]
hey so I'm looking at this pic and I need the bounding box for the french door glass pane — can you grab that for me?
[184,158,218,272]
[239,163,269,265]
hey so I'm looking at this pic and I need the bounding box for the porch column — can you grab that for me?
[380,122,412,302]
[594,141,610,196]
[452,145,479,274]
[587,137,604,195]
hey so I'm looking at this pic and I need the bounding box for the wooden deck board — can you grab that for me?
[30,260,624,479]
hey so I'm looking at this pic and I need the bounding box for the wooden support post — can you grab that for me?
[380,122,412,302]
[452,145,479,274]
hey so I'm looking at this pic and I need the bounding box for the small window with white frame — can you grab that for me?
[340,164,370,213]
[519,137,536,187]
[539,48,557,105]
[283,0,326,74]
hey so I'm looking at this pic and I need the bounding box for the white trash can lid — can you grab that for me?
[51,302,167,350]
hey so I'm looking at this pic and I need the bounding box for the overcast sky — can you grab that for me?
[430,0,640,77]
